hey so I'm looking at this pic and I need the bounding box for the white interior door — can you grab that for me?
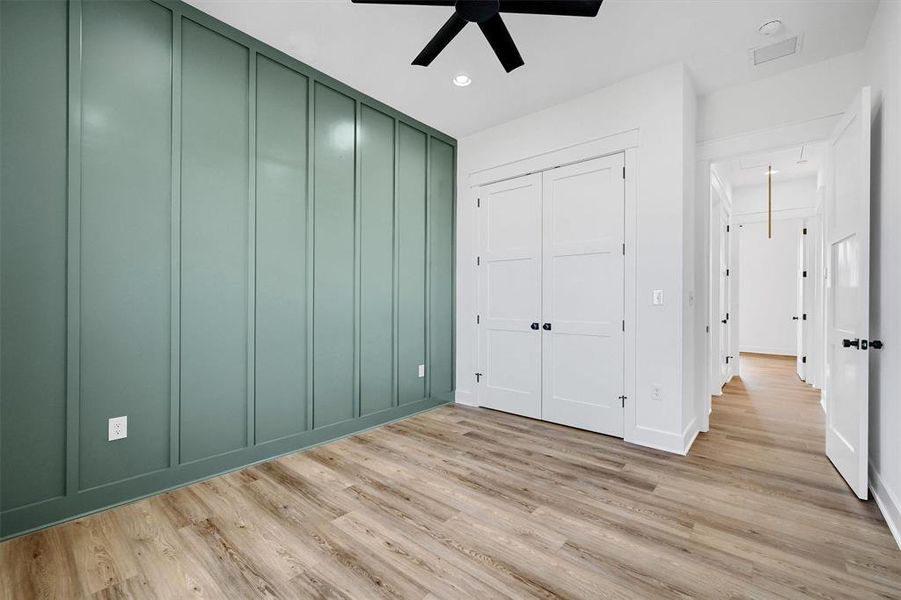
[540,154,625,436]
[477,174,543,418]
[825,87,871,499]
[719,210,731,385]
[796,226,807,380]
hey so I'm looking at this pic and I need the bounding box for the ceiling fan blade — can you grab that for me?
[498,0,603,17]
[412,12,468,67]
[478,13,524,72]
[351,0,454,5]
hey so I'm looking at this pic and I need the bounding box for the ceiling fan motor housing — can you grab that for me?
[456,0,500,23]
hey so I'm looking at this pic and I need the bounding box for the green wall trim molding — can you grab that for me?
[2,397,451,541]
[0,0,455,540]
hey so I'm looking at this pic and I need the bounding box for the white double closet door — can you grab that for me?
[477,154,625,437]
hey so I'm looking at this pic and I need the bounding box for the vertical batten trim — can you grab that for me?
[353,100,363,419]
[169,8,182,467]
[424,137,432,400]
[391,119,400,408]
[305,79,316,431]
[65,0,83,495]
[247,49,257,446]
[450,142,457,396]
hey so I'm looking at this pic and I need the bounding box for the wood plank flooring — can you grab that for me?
[2,353,900,599]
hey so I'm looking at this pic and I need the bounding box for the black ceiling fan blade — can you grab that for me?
[478,13,524,72]
[412,12,468,67]
[498,0,603,17]
[351,0,455,5]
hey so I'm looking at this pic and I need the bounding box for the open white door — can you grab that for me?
[825,87,871,499]
[796,226,807,380]
[477,174,543,418]
[540,154,625,436]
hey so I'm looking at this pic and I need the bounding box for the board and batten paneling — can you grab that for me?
[179,19,250,463]
[0,0,69,510]
[254,55,309,444]
[0,0,454,540]
[78,0,173,488]
[397,123,428,405]
[359,106,397,416]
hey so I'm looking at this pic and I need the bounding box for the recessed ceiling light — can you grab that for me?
[758,19,783,36]
[453,73,471,87]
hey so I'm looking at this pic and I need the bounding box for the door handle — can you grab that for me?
[542,323,552,331]
[721,319,727,324]
[842,338,860,349]
[870,340,884,349]
[792,316,799,321]
[530,322,539,331]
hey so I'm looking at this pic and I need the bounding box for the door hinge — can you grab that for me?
[802,356,807,363]
[477,198,481,208]
[803,270,807,278]
[476,256,480,266]
[476,314,480,325]
[622,320,625,332]
[726,225,730,233]
[622,166,626,179]
[802,313,807,320]
[706,325,710,333]
[622,243,626,256]
[726,268,730,276]
[803,227,807,235]
[475,372,483,383]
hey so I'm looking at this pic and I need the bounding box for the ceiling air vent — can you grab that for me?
[751,35,802,66]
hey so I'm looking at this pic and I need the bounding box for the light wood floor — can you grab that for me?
[2,353,900,599]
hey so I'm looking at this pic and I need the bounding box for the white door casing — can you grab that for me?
[825,87,871,500]
[477,174,543,419]
[719,209,731,386]
[540,155,625,436]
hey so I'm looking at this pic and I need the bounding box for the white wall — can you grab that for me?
[455,63,697,454]
[738,218,803,356]
[865,0,901,549]
[732,176,819,220]
[698,51,866,142]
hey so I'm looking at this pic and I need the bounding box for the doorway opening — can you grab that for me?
[709,141,826,403]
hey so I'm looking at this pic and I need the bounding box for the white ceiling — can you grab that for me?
[184,0,878,138]
[714,142,824,189]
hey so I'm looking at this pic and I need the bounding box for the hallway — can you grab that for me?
[2,355,900,598]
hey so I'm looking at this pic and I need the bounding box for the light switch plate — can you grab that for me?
[652,289,664,305]
[108,416,127,441]
[418,364,425,378]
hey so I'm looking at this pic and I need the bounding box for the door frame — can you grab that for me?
[468,129,638,443]
[696,114,840,432]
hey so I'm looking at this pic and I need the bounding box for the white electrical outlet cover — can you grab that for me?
[108,416,128,441]
[652,289,664,305]
[418,364,425,378]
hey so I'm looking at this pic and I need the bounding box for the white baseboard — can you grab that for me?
[682,418,700,455]
[870,464,901,550]
[454,389,477,407]
[627,425,687,455]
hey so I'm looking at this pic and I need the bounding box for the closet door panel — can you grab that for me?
[541,154,625,437]
[476,174,542,419]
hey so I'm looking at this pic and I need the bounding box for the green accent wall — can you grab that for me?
[0,0,455,540]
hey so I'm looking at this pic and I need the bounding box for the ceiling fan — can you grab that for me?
[350,0,604,73]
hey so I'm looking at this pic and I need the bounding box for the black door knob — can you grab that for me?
[530,322,539,330]
[792,316,799,321]
[542,323,552,331]
[842,338,860,349]
[721,319,727,324]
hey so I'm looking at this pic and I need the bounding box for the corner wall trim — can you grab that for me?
[870,464,901,550]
